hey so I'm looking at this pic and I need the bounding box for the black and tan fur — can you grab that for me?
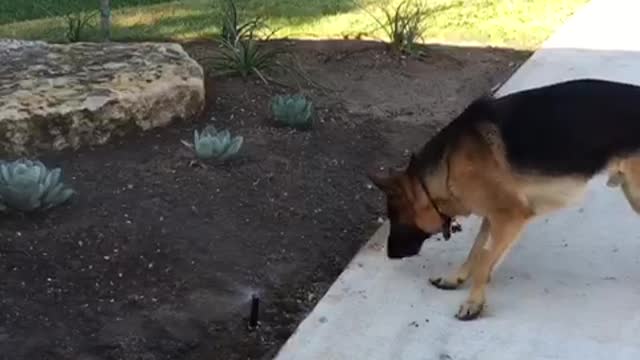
[369,78,640,320]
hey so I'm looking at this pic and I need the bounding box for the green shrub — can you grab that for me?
[271,94,314,130]
[63,10,98,42]
[34,0,98,42]
[182,125,243,160]
[0,159,74,212]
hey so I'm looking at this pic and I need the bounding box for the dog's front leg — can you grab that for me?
[430,217,490,290]
[455,213,529,321]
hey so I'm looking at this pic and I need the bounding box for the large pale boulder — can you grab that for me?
[0,39,205,155]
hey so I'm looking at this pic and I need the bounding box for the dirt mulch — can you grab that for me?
[0,40,529,360]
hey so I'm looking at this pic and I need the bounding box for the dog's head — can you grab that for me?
[368,160,452,259]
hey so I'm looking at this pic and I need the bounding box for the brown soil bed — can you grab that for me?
[0,40,529,360]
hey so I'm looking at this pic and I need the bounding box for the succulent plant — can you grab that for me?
[182,125,243,160]
[271,94,314,130]
[0,159,74,212]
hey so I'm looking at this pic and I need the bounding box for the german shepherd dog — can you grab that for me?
[369,79,640,321]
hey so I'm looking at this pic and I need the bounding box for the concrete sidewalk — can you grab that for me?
[274,0,640,359]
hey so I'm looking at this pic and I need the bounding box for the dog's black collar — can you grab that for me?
[416,175,461,241]
[417,177,451,239]
[409,151,462,240]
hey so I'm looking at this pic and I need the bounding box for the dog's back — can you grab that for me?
[487,79,640,178]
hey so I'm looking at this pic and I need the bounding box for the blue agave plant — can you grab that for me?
[182,125,243,160]
[0,159,74,212]
[271,94,313,130]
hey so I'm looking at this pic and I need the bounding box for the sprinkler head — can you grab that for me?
[248,294,260,329]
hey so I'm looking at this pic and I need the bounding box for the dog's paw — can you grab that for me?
[429,276,464,290]
[455,300,484,321]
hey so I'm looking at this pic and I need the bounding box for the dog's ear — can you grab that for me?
[368,169,392,190]
[408,153,418,169]
[403,152,422,176]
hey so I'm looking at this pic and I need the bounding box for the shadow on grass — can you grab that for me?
[0,0,176,25]
[0,0,371,39]
[118,0,465,43]
[0,0,468,45]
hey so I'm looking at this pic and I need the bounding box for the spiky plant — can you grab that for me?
[365,0,430,54]
[220,0,265,42]
[182,125,243,160]
[213,0,282,83]
[271,94,314,130]
[213,35,282,83]
[0,159,74,212]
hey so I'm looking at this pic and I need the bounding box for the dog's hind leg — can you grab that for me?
[610,156,640,214]
[430,217,490,290]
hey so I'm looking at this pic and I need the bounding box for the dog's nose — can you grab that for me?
[386,224,429,259]
[386,238,420,259]
[387,246,406,259]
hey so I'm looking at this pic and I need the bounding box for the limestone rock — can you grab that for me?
[0,39,205,155]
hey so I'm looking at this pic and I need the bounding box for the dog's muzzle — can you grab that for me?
[387,223,431,259]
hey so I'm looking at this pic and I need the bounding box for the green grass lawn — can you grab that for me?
[0,0,590,49]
